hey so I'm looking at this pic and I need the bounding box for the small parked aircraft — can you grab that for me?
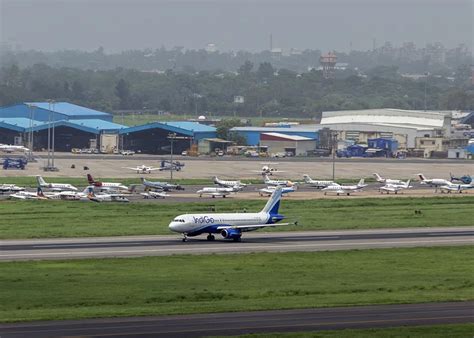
[9,187,48,200]
[87,187,129,203]
[0,184,25,194]
[141,190,169,199]
[263,175,294,187]
[417,174,451,191]
[373,173,404,185]
[259,185,296,196]
[252,163,286,176]
[159,160,185,171]
[87,174,128,191]
[439,182,474,194]
[0,144,29,153]
[322,179,367,196]
[213,176,247,189]
[450,173,472,185]
[36,176,78,192]
[123,164,160,174]
[141,178,184,191]
[379,180,412,194]
[303,175,335,189]
[169,186,294,242]
[197,186,239,198]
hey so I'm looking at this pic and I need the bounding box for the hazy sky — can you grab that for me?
[1,0,472,52]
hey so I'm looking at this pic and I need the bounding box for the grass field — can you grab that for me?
[1,196,473,239]
[231,324,474,338]
[0,247,472,322]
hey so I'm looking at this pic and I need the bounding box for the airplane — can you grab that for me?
[86,187,130,202]
[417,174,451,190]
[197,186,239,198]
[213,176,247,189]
[263,175,294,187]
[0,144,29,153]
[159,160,185,171]
[373,173,404,185]
[302,175,336,189]
[450,173,472,185]
[0,184,25,194]
[252,163,286,176]
[36,176,78,192]
[322,179,367,196]
[379,180,412,194]
[141,190,169,199]
[123,164,160,174]
[259,185,296,196]
[141,178,184,191]
[87,174,128,191]
[439,182,474,194]
[169,186,294,242]
[43,186,95,201]
[9,187,48,200]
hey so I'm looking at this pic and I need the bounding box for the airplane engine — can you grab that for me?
[221,228,242,241]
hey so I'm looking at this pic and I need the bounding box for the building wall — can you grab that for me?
[415,137,444,157]
[260,140,316,156]
[235,129,318,146]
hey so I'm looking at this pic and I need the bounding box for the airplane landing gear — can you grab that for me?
[207,234,215,241]
[182,234,187,242]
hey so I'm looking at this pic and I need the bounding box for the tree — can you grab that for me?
[71,80,85,100]
[216,119,243,140]
[115,78,130,109]
[238,61,254,75]
[257,62,274,81]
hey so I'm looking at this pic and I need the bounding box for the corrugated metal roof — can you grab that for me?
[120,121,216,135]
[0,117,47,130]
[26,102,111,117]
[67,119,126,131]
[261,132,314,141]
[0,118,125,134]
[232,126,322,132]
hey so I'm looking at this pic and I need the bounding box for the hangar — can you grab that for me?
[260,132,317,156]
[120,122,216,154]
[231,126,320,146]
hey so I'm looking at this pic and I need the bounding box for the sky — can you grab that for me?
[0,0,472,53]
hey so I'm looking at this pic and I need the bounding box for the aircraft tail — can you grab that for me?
[303,174,311,183]
[261,186,282,215]
[404,179,411,188]
[417,173,427,181]
[36,175,47,187]
[373,173,383,182]
[87,174,95,184]
[37,186,45,197]
[357,178,365,187]
[263,174,270,183]
[87,186,95,197]
[213,176,219,184]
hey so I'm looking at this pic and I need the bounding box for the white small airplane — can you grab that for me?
[197,186,239,198]
[373,173,404,185]
[252,163,286,176]
[87,174,128,191]
[123,164,160,174]
[439,182,474,194]
[263,175,294,187]
[86,188,129,202]
[417,174,451,191]
[259,185,296,196]
[141,190,169,199]
[9,187,48,200]
[43,186,95,201]
[302,175,335,189]
[141,178,184,191]
[379,180,412,194]
[0,184,25,194]
[169,186,293,242]
[36,176,78,192]
[322,179,367,196]
[0,144,29,153]
[213,176,247,189]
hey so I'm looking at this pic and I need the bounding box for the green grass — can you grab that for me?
[229,323,474,338]
[1,196,473,239]
[0,247,472,322]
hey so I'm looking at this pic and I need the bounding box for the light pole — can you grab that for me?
[332,131,337,181]
[167,132,192,181]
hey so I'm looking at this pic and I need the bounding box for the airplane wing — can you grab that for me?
[147,168,160,171]
[123,167,139,171]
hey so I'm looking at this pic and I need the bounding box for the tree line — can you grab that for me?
[0,62,472,117]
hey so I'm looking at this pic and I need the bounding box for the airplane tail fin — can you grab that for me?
[450,172,454,182]
[405,179,411,188]
[140,177,146,184]
[373,173,383,182]
[87,186,95,197]
[261,186,282,215]
[37,186,44,197]
[417,173,426,181]
[87,174,95,184]
[303,174,311,183]
[263,174,270,182]
[36,175,47,187]
[213,176,219,184]
[357,178,365,187]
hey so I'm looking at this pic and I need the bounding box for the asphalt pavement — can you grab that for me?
[1,301,472,337]
[1,227,472,261]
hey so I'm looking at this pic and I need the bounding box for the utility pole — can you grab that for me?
[424,72,428,111]
[167,132,192,182]
[51,100,55,168]
[332,131,337,181]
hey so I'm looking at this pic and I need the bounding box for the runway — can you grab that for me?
[1,227,472,261]
[0,301,472,337]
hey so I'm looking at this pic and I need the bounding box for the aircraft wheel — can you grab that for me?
[223,195,226,198]
[347,193,350,196]
[182,238,187,242]
[233,237,242,242]
[207,234,215,241]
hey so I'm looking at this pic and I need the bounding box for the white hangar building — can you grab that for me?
[320,109,452,149]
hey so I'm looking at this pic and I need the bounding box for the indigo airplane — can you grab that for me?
[169,186,292,242]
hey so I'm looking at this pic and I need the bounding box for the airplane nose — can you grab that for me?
[168,222,179,232]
